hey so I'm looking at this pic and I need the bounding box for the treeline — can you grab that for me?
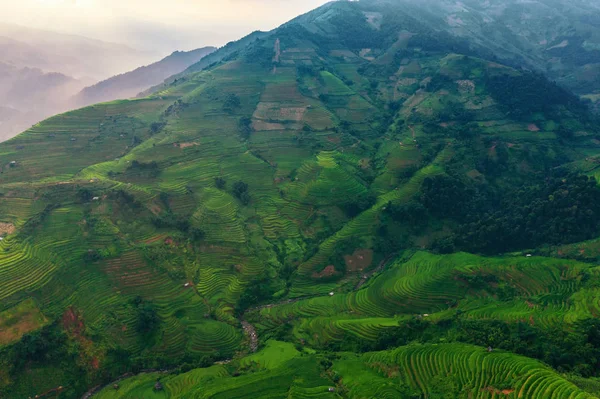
[486,71,588,121]
[383,172,600,254]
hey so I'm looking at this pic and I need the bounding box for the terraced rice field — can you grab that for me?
[253,251,595,345]
[95,341,596,399]
[3,6,600,397]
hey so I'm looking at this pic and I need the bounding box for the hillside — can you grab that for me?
[73,47,216,107]
[2,0,600,398]
[161,0,600,108]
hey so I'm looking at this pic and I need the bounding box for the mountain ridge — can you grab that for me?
[73,46,216,107]
[1,1,600,398]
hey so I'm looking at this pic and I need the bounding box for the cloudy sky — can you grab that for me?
[2,0,331,53]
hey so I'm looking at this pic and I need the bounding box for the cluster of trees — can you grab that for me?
[485,71,587,121]
[327,237,363,275]
[215,177,251,205]
[126,160,160,178]
[151,213,205,241]
[233,181,251,205]
[223,94,241,113]
[131,296,160,334]
[238,116,253,139]
[164,99,188,117]
[151,192,205,241]
[149,121,166,134]
[342,192,376,218]
[234,274,276,315]
[245,41,277,68]
[414,173,600,254]
[215,177,226,189]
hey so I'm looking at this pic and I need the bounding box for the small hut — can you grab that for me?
[154,381,164,391]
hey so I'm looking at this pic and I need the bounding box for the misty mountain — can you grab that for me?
[73,47,216,107]
[4,0,600,397]
[0,23,159,81]
[0,62,86,141]
[140,30,270,97]
[157,0,600,108]
[0,24,215,142]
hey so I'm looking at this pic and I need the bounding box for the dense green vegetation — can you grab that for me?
[2,0,600,397]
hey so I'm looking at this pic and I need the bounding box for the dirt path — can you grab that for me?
[82,254,400,398]
[241,320,258,353]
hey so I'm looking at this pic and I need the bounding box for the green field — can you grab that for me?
[2,0,600,397]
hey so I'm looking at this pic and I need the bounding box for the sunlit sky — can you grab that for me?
[2,0,331,52]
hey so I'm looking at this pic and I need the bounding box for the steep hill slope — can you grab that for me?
[73,47,216,107]
[1,1,600,398]
[166,0,600,108]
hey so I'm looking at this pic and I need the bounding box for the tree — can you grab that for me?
[233,181,249,198]
[223,94,241,113]
[189,227,205,241]
[238,117,253,139]
[240,191,251,206]
[134,301,160,333]
[342,192,376,218]
[78,188,93,203]
[215,177,226,189]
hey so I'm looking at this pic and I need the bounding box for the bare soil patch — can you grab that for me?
[0,222,15,235]
[359,48,375,61]
[0,303,47,345]
[483,387,515,396]
[252,120,285,131]
[344,249,373,272]
[527,124,540,132]
[456,80,475,94]
[175,142,200,149]
[363,12,383,30]
[312,265,337,279]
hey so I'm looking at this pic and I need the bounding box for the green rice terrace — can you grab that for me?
[3,0,600,397]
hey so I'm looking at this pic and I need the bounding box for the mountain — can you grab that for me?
[73,47,216,107]
[0,24,163,142]
[0,23,158,81]
[0,62,86,141]
[2,1,600,398]
[0,33,214,142]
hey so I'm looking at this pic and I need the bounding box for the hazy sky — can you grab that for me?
[2,0,331,53]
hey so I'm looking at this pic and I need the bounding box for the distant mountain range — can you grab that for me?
[6,1,600,397]
[0,23,158,81]
[0,24,215,141]
[73,47,216,107]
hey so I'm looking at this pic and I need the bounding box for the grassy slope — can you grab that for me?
[0,1,600,398]
[95,341,594,399]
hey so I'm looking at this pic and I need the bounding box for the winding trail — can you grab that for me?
[241,320,259,353]
[81,256,398,398]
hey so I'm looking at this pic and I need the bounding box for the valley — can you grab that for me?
[1,0,600,398]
